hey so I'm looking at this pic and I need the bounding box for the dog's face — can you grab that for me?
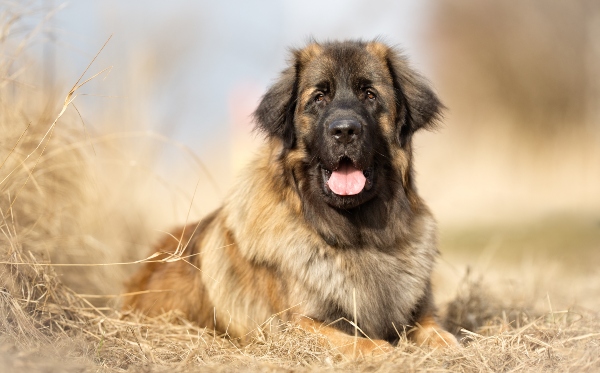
[254,40,442,210]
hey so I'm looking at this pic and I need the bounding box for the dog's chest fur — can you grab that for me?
[284,219,436,340]
[222,149,438,340]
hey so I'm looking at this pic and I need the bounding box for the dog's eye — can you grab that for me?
[315,93,325,103]
[366,90,376,100]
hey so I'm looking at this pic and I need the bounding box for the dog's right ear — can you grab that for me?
[253,58,300,149]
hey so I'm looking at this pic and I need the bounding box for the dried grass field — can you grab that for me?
[1,7,599,373]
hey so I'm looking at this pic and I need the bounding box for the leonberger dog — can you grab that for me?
[124,39,458,356]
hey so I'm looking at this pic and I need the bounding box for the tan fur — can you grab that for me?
[124,40,458,357]
[297,42,323,64]
[365,41,389,61]
[296,316,393,357]
[410,314,459,348]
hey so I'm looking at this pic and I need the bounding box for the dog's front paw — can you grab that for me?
[409,314,459,349]
[412,325,459,348]
[346,338,394,357]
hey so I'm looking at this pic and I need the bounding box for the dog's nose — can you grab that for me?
[328,119,362,144]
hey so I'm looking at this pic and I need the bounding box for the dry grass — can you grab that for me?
[1,246,599,372]
[1,5,599,373]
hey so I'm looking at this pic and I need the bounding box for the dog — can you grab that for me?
[123,39,458,356]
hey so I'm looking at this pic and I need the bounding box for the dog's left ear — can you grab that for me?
[380,45,444,147]
[253,57,300,149]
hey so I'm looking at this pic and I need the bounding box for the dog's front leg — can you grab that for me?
[296,316,393,358]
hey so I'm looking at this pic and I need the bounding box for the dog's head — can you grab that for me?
[254,40,442,210]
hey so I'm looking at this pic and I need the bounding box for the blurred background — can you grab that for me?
[1,1,599,308]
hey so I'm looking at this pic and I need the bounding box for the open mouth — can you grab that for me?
[321,157,373,196]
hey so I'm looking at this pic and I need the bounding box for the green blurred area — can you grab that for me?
[440,214,600,272]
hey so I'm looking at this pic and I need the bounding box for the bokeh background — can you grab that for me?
[2,1,599,308]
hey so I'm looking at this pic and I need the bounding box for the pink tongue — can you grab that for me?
[327,162,366,196]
